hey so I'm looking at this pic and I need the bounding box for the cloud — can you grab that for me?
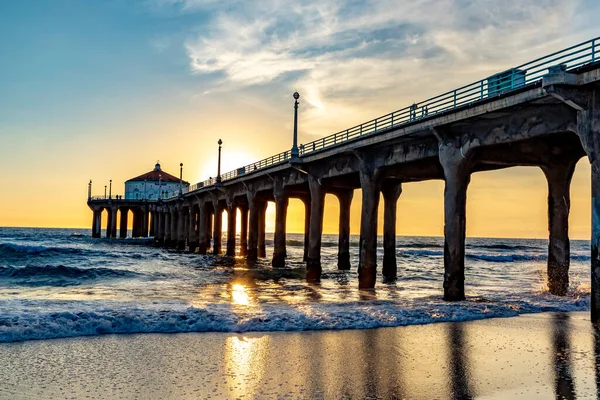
[178,0,585,138]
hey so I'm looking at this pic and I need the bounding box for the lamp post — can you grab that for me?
[88,180,92,200]
[158,174,162,200]
[104,185,107,200]
[179,163,183,195]
[109,180,112,200]
[291,91,300,159]
[216,139,223,184]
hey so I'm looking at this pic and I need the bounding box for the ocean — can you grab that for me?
[0,227,591,343]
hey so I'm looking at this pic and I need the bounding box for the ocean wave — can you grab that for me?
[398,248,590,262]
[0,242,143,260]
[468,243,537,251]
[0,295,589,343]
[0,265,140,283]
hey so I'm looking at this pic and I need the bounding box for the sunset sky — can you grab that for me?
[0,0,599,238]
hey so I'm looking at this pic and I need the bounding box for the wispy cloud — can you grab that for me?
[175,0,584,137]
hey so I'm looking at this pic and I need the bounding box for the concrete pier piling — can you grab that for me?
[307,175,325,282]
[197,206,208,254]
[272,181,288,268]
[258,201,267,258]
[542,159,577,295]
[336,190,353,270]
[439,140,471,301]
[213,206,223,255]
[239,207,248,256]
[357,160,381,289]
[302,197,311,262]
[382,181,402,281]
[247,190,259,261]
[226,202,236,256]
[119,208,128,238]
[86,40,600,322]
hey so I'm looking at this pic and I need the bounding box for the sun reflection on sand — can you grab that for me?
[224,335,268,397]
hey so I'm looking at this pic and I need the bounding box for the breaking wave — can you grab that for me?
[0,265,141,285]
[0,294,589,343]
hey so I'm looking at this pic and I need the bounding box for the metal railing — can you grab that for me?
[89,195,125,201]
[184,36,598,195]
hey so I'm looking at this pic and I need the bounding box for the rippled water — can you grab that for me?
[0,227,591,342]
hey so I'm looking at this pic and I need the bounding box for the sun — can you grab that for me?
[198,150,259,183]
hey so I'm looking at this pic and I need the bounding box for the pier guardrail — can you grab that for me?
[185,36,598,194]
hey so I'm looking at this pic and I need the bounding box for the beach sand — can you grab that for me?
[0,311,598,399]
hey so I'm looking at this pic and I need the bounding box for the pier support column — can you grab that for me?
[542,80,600,321]
[149,211,155,237]
[213,205,223,255]
[92,210,102,238]
[302,196,311,262]
[156,211,164,244]
[336,190,353,270]
[119,208,129,239]
[307,175,325,282]
[382,181,403,281]
[258,202,267,258]
[132,210,140,238]
[240,207,248,256]
[358,163,381,288]
[198,205,209,255]
[247,191,259,261]
[226,203,237,256]
[439,140,472,301]
[188,206,199,253]
[105,208,113,238]
[568,86,600,321]
[272,181,288,268]
[592,158,600,321]
[164,211,172,246]
[541,159,577,295]
[110,207,118,238]
[177,206,186,250]
[142,208,149,238]
[168,209,177,247]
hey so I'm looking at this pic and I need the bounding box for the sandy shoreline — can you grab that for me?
[0,311,597,399]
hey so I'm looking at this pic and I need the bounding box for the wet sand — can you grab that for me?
[0,311,598,399]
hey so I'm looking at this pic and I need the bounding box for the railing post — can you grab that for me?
[510,68,515,89]
[453,90,456,108]
[346,129,349,140]
[480,80,484,99]
[593,39,596,63]
[360,125,363,136]
[390,113,394,127]
[374,119,377,132]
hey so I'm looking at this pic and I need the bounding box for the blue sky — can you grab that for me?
[0,0,599,235]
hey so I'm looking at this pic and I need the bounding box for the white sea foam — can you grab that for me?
[0,293,589,343]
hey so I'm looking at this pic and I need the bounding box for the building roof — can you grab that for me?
[126,163,189,185]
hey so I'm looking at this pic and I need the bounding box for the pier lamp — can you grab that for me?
[216,139,223,184]
[158,174,162,200]
[104,185,107,199]
[179,163,183,195]
[88,180,92,200]
[109,180,112,200]
[290,92,300,159]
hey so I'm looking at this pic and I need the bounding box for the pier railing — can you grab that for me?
[186,36,598,194]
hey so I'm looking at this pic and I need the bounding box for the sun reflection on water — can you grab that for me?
[231,283,250,305]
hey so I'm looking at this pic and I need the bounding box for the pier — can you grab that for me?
[88,37,600,321]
